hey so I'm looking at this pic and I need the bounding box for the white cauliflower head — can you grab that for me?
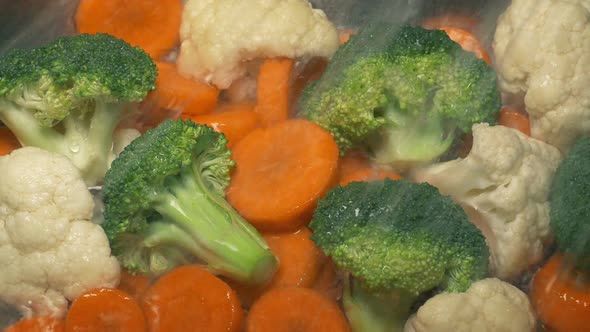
[412,124,561,279]
[493,0,590,151]
[0,147,120,318]
[177,0,339,89]
[404,278,537,332]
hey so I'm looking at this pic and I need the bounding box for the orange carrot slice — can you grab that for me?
[181,103,259,147]
[498,106,531,136]
[142,265,243,332]
[254,58,294,127]
[439,27,491,64]
[150,61,219,116]
[530,254,590,332]
[246,287,351,332]
[0,126,21,156]
[75,0,183,59]
[227,119,339,231]
[312,258,342,302]
[229,227,327,307]
[263,227,325,288]
[5,317,65,332]
[337,149,372,180]
[117,270,152,301]
[421,14,481,32]
[338,29,357,45]
[65,288,146,332]
[339,167,402,186]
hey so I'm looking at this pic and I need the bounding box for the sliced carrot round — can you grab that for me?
[312,258,342,302]
[337,149,371,178]
[339,167,402,186]
[530,254,590,332]
[498,106,531,136]
[229,227,327,307]
[227,119,339,231]
[150,61,219,116]
[142,265,243,332]
[5,316,65,332]
[263,227,325,289]
[182,103,259,147]
[118,270,152,300]
[254,58,294,127]
[421,14,481,32]
[65,288,146,332]
[246,287,350,332]
[75,0,182,59]
[0,126,21,156]
[439,27,491,64]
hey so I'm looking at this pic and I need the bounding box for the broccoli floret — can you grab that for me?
[300,25,501,171]
[550,136,590,271]
[102,119,278,284]
[0,33,157,185]
[309,179,489,331]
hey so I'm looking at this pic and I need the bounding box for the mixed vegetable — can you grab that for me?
[1,0,590,331]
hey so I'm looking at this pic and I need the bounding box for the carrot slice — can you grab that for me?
[338,29,358,45]
[181,103,259,147]
[0,126,21,156]
[421,14,481,32]
[254,58,294,127]
[142,265,243,332]
[227,119,339,231]
[118,270,152,301]
[498,106,531,136]
[246,287,351,332]
[312,258,342,302]
[5,317,65,332]
[337,149,372,181]
[530,254,590,332]
[229,227,326,306]
[150,61,219,116]
[439,27,491,64]
[339,167,402,186]
[137,62,219,130]
[65,288,146,332]
[75,0,182,59]
[263,227,325,288]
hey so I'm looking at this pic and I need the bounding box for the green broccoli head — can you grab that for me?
[550,136,590,272]
[0,33,157,184]
[300,25,501,170]
[102,119,278,284]
[309,179,489,331]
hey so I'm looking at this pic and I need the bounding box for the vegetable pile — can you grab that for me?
[1,0,589,331]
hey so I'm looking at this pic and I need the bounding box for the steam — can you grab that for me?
[310,0,512,46]
[0,0,77,56]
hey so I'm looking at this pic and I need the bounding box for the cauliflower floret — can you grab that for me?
[493,0,590,152]
[0,147,120,318]
[404,278,537,332]
[177,0,339,89]
[412,124,561,279]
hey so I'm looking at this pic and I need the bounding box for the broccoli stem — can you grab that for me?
[78,101,126,184]
[368,106,455,169]
[129,223,195,275]
[152,162,278,284]
[0,100,125,184]
[343,277,417,332]
[0,101,64,152]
